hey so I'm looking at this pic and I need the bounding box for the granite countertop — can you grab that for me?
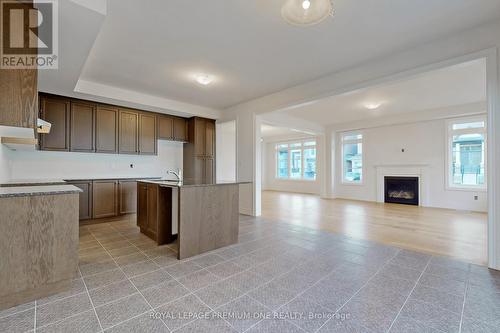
[0,176,163,187]
[0,179,67,187]
[0,185,83,198]
[137,179,252,188]
[63,176,162,181]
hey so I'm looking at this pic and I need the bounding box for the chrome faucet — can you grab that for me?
[167,168,183,182]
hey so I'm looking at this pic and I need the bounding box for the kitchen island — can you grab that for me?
[0,185,81,310]
[137,180,247,259]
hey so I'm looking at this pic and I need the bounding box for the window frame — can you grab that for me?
[446,116,487,191]
[341,131,364,185]
[274,139,317,181]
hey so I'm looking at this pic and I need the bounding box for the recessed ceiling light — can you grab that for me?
[364,103,382,110]
[195,74,214,86]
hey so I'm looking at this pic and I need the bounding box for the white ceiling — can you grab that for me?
[282,58,487,125]
[260,123,314,139]
[77,0,500,110]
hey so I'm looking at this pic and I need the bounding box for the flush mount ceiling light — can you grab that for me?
[364,102,382,110]
[194,74,214,86]
[281,0,334,26]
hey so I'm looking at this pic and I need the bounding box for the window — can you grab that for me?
[277,145,289,179]
[447,117,487,189]
[275,140,316,180]
[342,132,363,183]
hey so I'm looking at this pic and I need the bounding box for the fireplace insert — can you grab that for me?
[384,176,419,206]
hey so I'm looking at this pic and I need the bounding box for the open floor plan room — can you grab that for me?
[261,191,488,265]
[1,215,499,332]
[1,0,500,332]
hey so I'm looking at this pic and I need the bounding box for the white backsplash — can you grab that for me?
[7,139,183,180]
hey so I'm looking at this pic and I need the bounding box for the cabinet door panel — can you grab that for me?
[70,102,95,152]
[92,181,118,218]
[146,184,158,237]
[205,120,215,158]
[194,118,205,156]
[119,180,137,214]
[40,96,70,151]
[67,181,92,220]
[137,184,148,228]
[119,110,139,154]
[205,158,215,184]
[96,106,118,153]
[139,113,157,155]
[173,117,187,142]
[158,116,173,140]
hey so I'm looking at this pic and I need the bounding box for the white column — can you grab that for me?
[320,130,335,199]
[235,112,261,216]
[487,48,500,270]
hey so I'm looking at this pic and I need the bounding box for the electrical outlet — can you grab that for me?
[474,195,478,201]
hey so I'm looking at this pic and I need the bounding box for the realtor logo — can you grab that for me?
[1,0,58,69]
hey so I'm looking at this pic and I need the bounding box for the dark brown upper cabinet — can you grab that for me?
[39,95,70,151]
[119,109,139,154]
[70,101,95,152]
[158,116,174,140]
[139,113,157,155]
[37,93,190,155]
[184,117,216,184]
[205,120,215,158]
[96,105,119,154]
[190,117,215,157]
[173,117,188,142]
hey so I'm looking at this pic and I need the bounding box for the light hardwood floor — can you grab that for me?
[261,191,488,265]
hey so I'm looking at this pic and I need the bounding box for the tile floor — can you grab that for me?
[1,215,499,333]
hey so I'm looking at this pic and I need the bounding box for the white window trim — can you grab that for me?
[275,139,317,181]
[341,131,364,185]
[445,116,487,192]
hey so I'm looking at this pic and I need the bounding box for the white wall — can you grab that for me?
[0,125,38,183]
[216,121,236,182]
[262,136,321,195]
[7,139,183,180]
[333,117,487,212]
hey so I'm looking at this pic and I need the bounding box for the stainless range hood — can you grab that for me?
[37,118,52,134]
[0,119,51,151]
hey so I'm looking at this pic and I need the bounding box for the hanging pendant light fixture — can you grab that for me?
[281,0,334,26]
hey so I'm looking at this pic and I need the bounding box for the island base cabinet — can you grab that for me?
[0,194,79,310]
[137,182,175,245]
[137,183,148,228]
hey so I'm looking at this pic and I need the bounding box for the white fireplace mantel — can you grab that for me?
[375,164,430,206]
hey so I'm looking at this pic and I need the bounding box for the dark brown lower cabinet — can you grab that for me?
[137,182,173,244]
[92,180,118,219]
[119,180,137,214]
[137,183,148,228]
[69,178,149,222]
[66,181,92,221]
